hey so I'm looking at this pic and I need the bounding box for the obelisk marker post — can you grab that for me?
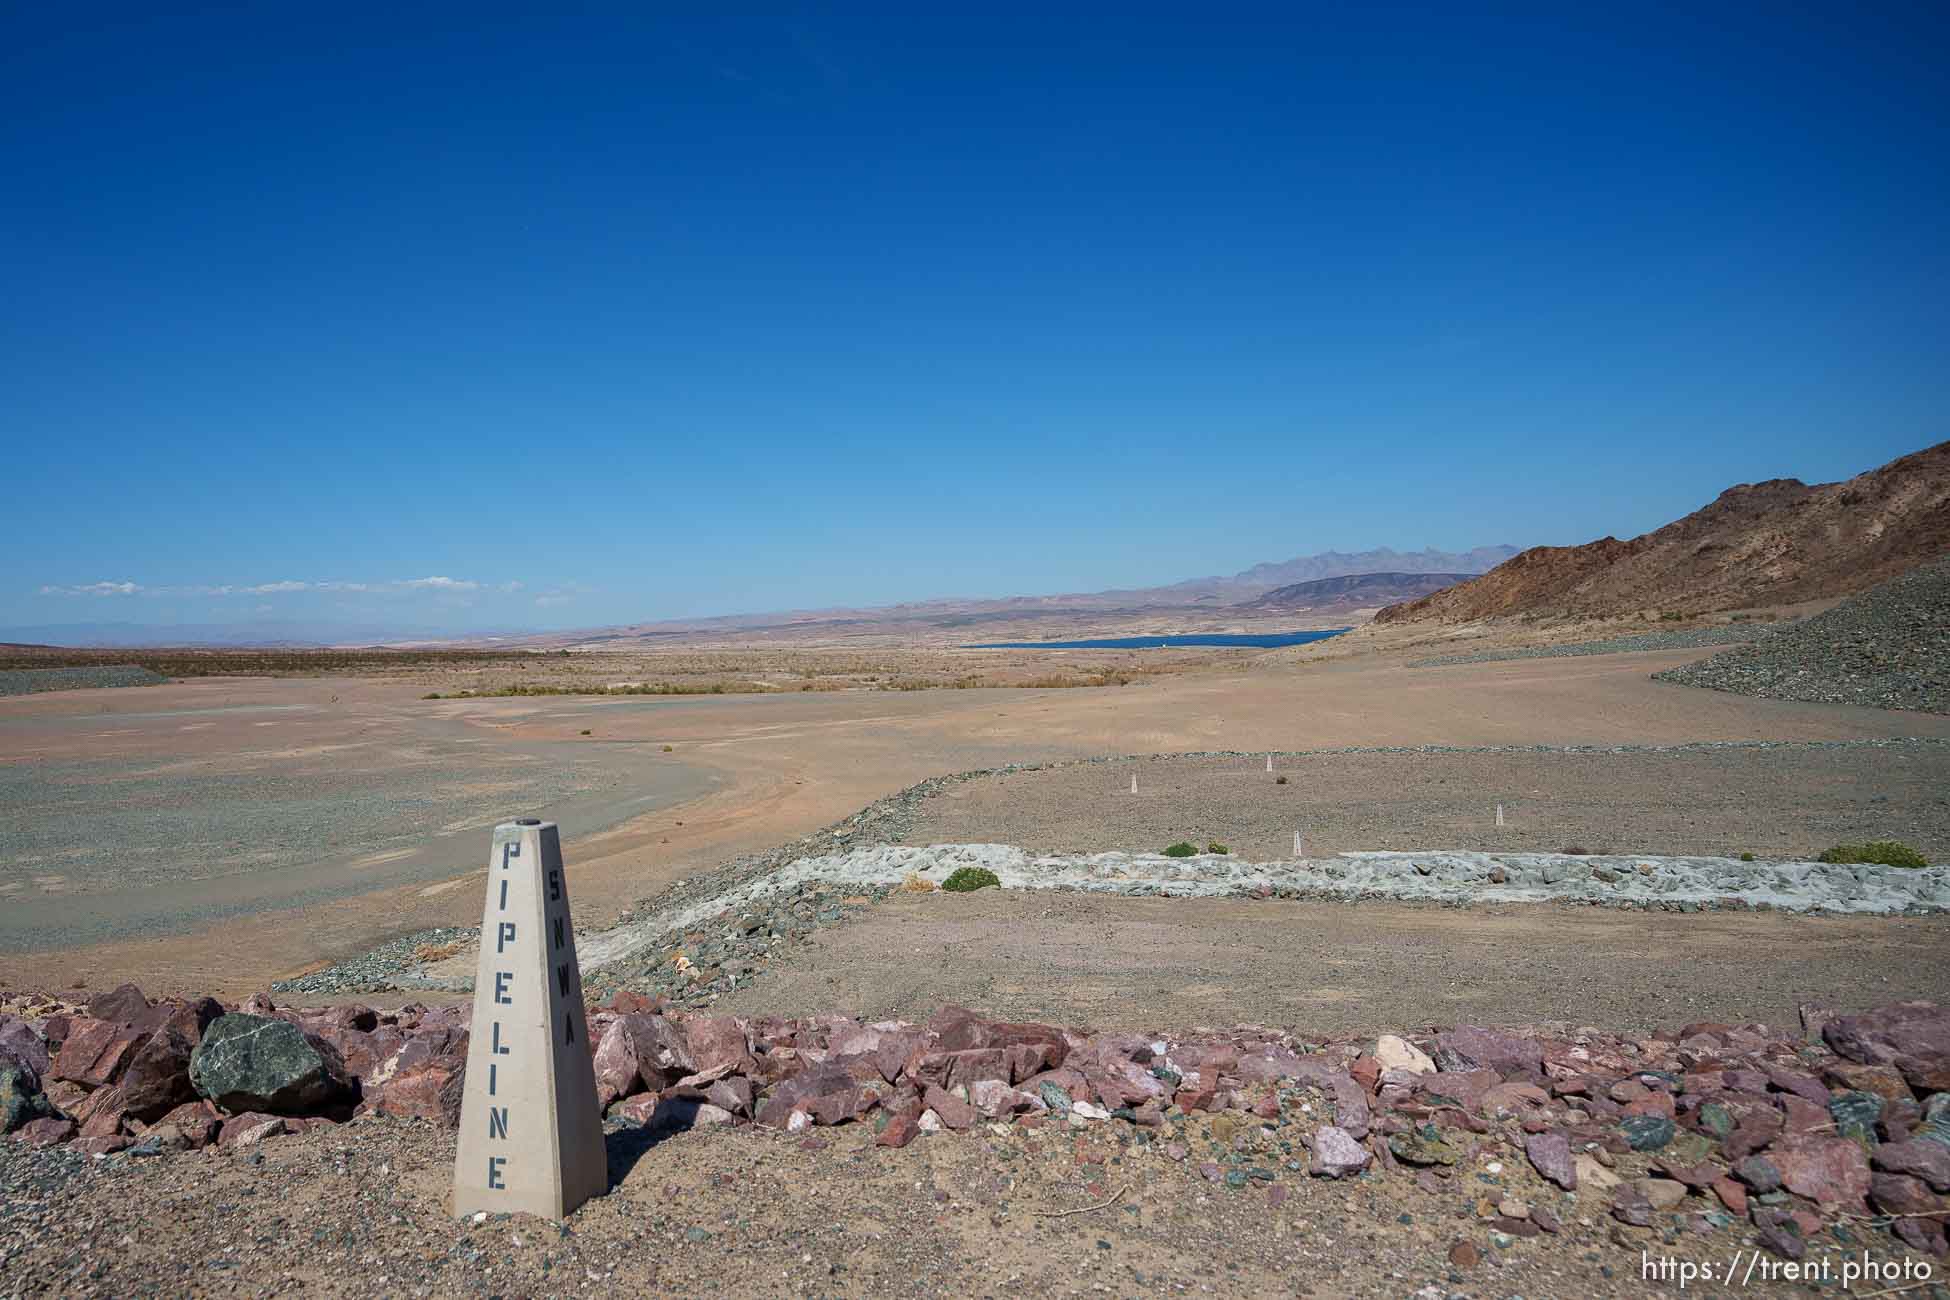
[453,818,606,1220]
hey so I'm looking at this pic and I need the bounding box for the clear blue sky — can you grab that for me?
[6,3,1945,633]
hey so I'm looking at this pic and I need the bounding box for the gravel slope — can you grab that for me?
[1657,555,1950,713]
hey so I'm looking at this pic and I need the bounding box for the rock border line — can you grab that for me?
[276,737,1949,999]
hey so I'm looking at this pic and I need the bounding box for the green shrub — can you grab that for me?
[422,692,442,700]
[1163,842,1198,858]
[1818,840,1929,869]
[1740,852,1756,862]
[941,867,1001,892]
[1205,841,1229,855]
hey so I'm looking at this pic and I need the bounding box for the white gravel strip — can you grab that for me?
[575,844,1950,973]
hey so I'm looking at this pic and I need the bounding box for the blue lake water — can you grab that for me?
[965,629,1351,650]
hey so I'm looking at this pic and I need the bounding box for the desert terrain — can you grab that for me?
[6,579,1950,1298]
[6,624,1947,999]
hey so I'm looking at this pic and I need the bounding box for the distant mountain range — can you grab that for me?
[1237,572,1482,612]
[554,545,1520,646]
[1377,441,1950,624]
[4,545,1520,648]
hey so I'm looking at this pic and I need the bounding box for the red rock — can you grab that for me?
[73,1135,131,1156]
[1349,1055,1381,1092]
[1481,1082,1550,1117]
[1875,1140,1950,1191]
[71,1084,130,1138]
[149,1100,220,1149]
[1174,1086,1217,1112]
[1770,1136,1872,1208]
[85,984,151,1024]
[1870,1172,1944,1217]
[609,1093,660,1125]
[1779,1095,1829,1136]
[365,1055,465,1126]
[1415,1068,1499,1111]
[1820,1060,1913,1104]
[1524,1131,1576,1190]
[1712,1178,1748,1215]
[923,1086,977,1131]
[118,1026,195,1121]
[683,1016,753,1075]
[217,1112,286,1147]
[592,1019,646,1106]
[1723,1107,1786,1160]
[1823,1002,1950,1066]
[1765,1068,1831,1107]
[14,1116,75,1147]
[1897,1055,1950,1096]
[918,1008,1068,1080]
[1432,1027,1543,1078]
[1622,1093,1676,1120]
[705,1077,754,1117]
[50,1018,145,1089]
[906,1047,1012,1091]
[876,1111,919,1148]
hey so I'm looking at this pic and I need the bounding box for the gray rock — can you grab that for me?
[189,1014,351,1115]
[1307,1124,1370,1178]
[1,1066,54,1134]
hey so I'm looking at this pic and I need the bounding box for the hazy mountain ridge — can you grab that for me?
[1238,572,1482,612]
[1377,441,1950,624]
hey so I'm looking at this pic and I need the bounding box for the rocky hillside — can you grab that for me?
[1656,553,1950,713]
[1235,572,1478,612]
[1376,441,1950,623]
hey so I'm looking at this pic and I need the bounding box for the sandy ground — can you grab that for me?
[712,888,1950,1035]
[3,643,1947,997]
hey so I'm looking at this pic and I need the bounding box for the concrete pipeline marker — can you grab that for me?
[453,819,606,1221]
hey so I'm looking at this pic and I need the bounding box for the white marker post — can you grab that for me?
[1265,755,1273,773]
[1294,829,1304,859]
[1495,803,1505,828]
[1130,774,1138,794]
[453,819,606,1221]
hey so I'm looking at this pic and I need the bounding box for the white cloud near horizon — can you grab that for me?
[37,575,515,599]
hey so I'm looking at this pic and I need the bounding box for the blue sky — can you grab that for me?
[5,3,1945,634]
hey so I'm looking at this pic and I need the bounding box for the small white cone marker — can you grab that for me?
[453,819,606,1221]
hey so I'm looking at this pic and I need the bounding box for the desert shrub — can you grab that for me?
[1205,841,1229,855]
[1274,775,1288,785]
[899,871,938,893]
[1163,842,1198,858]
[1740,852,1756,862]
[1818,840,1929,869]
[422,692,442,699]
[1560,845,1591,856]
[579,729,591,736]
[941,867,1001,892]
